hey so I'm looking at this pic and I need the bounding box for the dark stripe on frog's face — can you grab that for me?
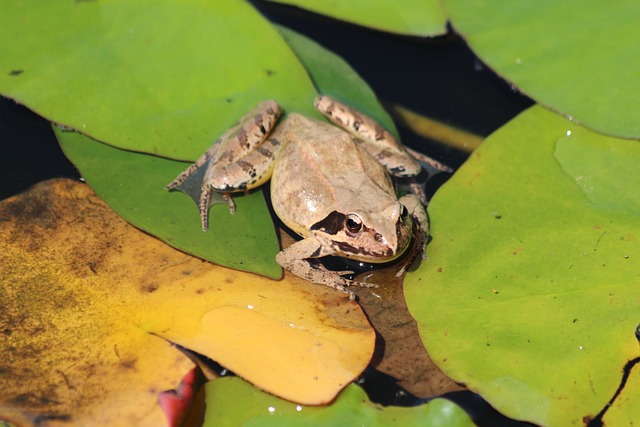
[331,240,393,259]
[310,210,398,260]
[310,211,346,235]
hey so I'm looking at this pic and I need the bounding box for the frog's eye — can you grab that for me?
[400,205,408,219]
[345,213,363,234]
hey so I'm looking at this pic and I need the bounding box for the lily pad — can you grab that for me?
[443,0,640,139]
[603,361,640,426]
[276,25,399,135]
[352,246,463,398]
[0,179,375,425]
[0,0,318,160]
[54,127,281,278]
[267,0,447,36]
[405,105,640,425]
[203,377,476,427]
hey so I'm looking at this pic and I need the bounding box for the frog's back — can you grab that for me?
[270,114,395,236]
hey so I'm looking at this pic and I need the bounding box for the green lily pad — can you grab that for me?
[0,0,318,161]
[203,377,476,426]
[443,0,640,139]
[54,127,281,278]
[405,105,640,425]
[267,0,447,36]
[276,26,398,135]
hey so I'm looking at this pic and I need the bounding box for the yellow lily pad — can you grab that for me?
[0,179,375,425]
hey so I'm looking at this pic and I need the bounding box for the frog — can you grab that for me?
[167,95,431,300]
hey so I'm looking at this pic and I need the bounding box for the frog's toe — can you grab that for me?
[332,282,356,300]
[352,280,379,289]
[346,289,356,300]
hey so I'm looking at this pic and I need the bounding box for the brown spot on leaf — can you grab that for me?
[119,357,138,370]
[9,392,61,407]
[34,414,72,424]
[140,283,159,293]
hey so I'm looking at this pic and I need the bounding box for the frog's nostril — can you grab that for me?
[374,233,383,242]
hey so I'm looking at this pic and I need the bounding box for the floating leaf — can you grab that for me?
[0,180,194,426]
[353,244,463,398]
[0,0,318,160]
[276,25,398,135]
[389,103,484,152]
[603,361,640,426]
[405,105,640,425]
[55,127,281,279]
[0,179,375,425]
[203,377,476,427]
[443,0,640,138]
[267,0,447,36]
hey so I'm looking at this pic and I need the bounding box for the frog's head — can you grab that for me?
[310,202,413,263]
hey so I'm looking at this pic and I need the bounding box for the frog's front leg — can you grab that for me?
[276,237,376,300]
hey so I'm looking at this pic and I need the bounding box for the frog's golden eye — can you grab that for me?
[345,213,363,233]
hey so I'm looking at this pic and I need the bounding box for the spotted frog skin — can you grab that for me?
[167,96,429,299]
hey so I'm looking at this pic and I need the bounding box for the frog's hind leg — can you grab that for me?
[204,127,284,194]
[404,146,453,173]
[197,186,236,230]
[167,100,282,230]
[167,100,279,188]
[199,133,283,230]
[314,95,421,178]
[165,143,220,191]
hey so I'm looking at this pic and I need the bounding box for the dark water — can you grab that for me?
[0,2,536,425]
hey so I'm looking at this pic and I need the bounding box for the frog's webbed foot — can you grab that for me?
[166,144,220,191]
[166,154,236,231]
[349,280,379,289]
[166,154,231,230]
[198,186,235,230]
